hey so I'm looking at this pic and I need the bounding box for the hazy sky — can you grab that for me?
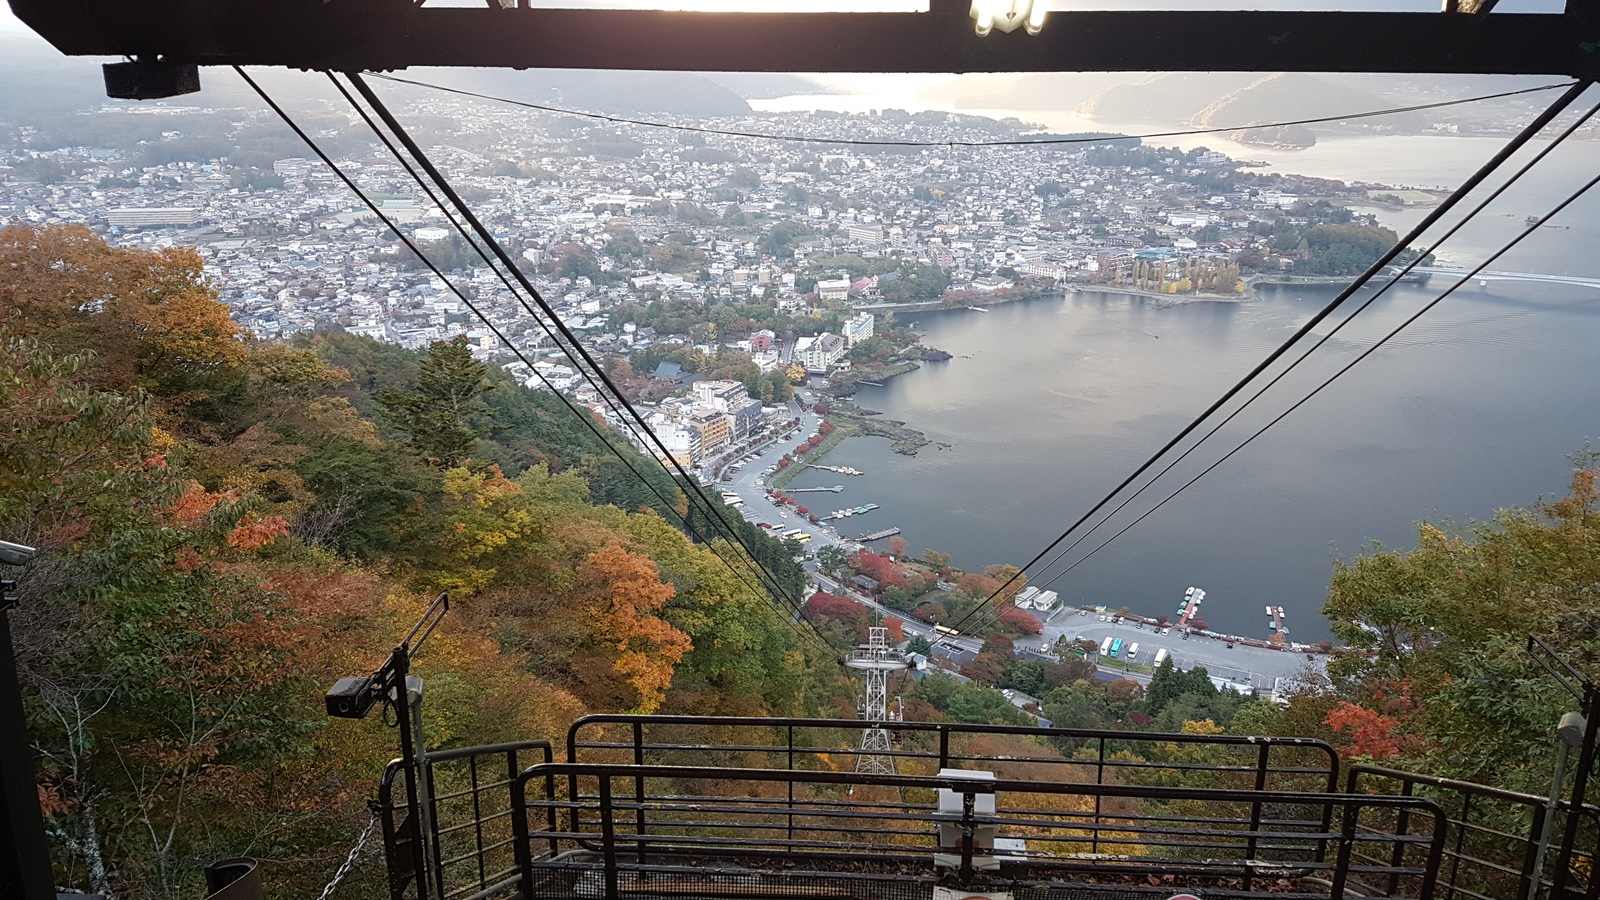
[0,0,1566,103]
[2,0,1565,35]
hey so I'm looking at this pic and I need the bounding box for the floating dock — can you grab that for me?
[824,503,879,521]
[855,527,901,542]
[1266,605,1288,635]
[1177,586,1205,629]
[786,485,845,493]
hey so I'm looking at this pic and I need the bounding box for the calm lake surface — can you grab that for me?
[781,127,1600,642]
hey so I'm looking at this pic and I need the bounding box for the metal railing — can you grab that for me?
[379,740,555,900]
[568,714,1342,863]
[568,714,1340,787]
[511,761,1448,900]
[1347,764,1600,900]
[375,719,1600,899]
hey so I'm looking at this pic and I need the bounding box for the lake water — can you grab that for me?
[775,103,1600,642]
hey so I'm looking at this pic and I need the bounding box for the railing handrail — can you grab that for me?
[517,759,1440,812]
[567,713,1339,760]
[1348,762,1600,818]
[510,758,1450,900]
[378,739,553,796]
[376,739,555,900]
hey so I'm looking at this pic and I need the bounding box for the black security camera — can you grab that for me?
[325,675,379,719]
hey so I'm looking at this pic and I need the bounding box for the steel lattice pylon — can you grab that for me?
[845,626,908,775]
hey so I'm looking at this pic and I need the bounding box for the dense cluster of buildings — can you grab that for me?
[0,92,1361,455]
[639,378,773,468]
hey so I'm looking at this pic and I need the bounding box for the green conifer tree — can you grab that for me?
[377,335,492,466]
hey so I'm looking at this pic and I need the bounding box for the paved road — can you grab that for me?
[716,394,864,555]
[1020,606,1325,695]
[710,400,1327,698]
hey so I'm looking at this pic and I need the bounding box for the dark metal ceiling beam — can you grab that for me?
[9,0,1598,77]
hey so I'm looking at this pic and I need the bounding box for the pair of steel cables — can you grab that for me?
[237,68,846,661]
[241,65,1596,656]
[368,72,1597,645]
[946,80,1598,642]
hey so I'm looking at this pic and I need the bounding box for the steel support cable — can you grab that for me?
[326,71,704,539]
[1024,98,1600,581]
[237,68,839,660]
[942,78,1593,639]
[323,77,838,656]
[344,72,840,648]
[1036,161,1600,593]
[340,71,812,595]
[333,73,827,645]
[241,69,828,657]
[320,74,825,637]
[365,71,1578,150]
[953,91,1600,640]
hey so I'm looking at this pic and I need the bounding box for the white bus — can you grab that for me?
[784,528,805,539]
[1099,636,1114,656]
[1126,642,1140,661]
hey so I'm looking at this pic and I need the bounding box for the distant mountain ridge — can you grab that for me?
[1188,73,1422,131]
[1077,73,1261,122]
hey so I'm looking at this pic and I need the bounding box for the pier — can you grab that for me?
[823,503,879,522]
[785,485,845,493]
[854,527,901,542]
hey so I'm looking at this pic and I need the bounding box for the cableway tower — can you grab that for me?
[845,624,910,775]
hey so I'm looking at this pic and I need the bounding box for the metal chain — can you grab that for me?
[315,814,378,900]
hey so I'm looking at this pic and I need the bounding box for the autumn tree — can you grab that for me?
[1,225,859,895]
[578,542,692,713]
[1317,464,1600,789]
[853,550,908,591]
[0,223,249,421]
[998,606,1043,634]
[961,652,1007,684]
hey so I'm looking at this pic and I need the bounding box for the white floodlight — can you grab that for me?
[970,0,1045,35]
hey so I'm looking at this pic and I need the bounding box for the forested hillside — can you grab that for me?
[5,222,1598,899]
[0,224,845,897]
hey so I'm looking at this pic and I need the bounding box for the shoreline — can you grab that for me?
[1074,284,1255,304]
[800,281,1256,480]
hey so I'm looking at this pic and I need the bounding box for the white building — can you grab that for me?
[845,224,884,247]
[794,333,847,373]
[816,278,851,303]
[106,207,201,227]
[842,312,875,348]
[1013,586,1059,612]
[272,158,314,177]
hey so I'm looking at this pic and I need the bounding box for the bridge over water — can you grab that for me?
[1382,265,1600,290]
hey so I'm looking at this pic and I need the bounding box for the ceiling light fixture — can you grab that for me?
[970,0,1046,36]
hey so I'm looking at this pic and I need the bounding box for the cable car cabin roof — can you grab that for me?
[8,0,1599,77]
